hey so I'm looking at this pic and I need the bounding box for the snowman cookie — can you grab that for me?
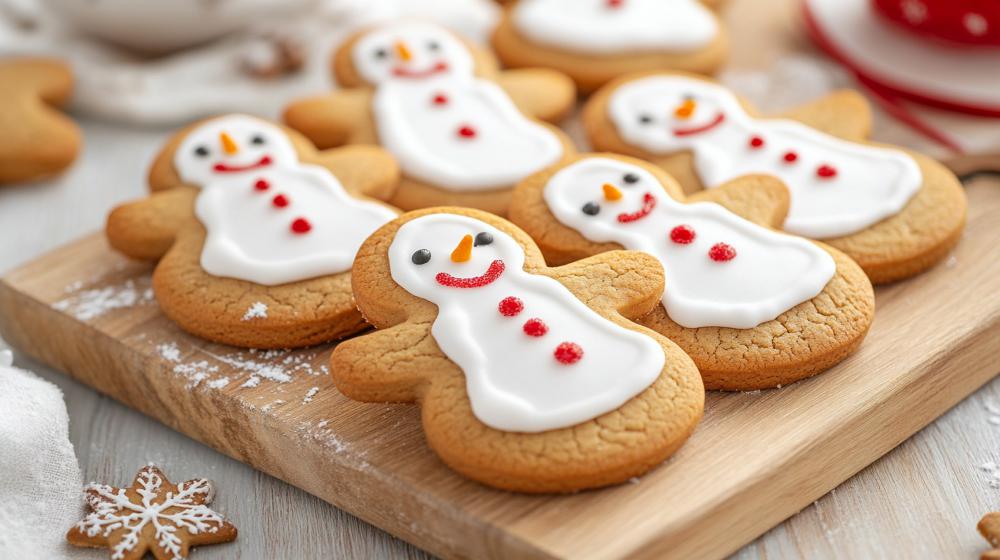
[491,0,728,93]
[330,207,704,492]
[583,72,968,284]
[106,114,399,348]
[509,154,876,390]
[283,21,576,216]
[0,58,81,184]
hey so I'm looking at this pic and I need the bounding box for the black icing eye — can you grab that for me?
[639,114,653,125]
[411,249,431,265]
[623,173,639,185]
[194,145,210,157]
[374,48,388,59]
[474,232,493,247]
[582,202,600,216]
[250,134,266,145]
[427,40,441,51]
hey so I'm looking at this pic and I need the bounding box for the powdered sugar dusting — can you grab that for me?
[157,342,181,363]
[207,377,231,389]
[241,302,268,321]
[303,387,319,404]
[53,279,155,321]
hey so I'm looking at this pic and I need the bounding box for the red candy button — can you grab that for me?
[708,242,737,262]
[498,296,524,317]
[291,218,312,234]
[254,179,270,192]
[523,318,548,337]
[457,125,477,139]
[817,164,837,179]
[670,224,696,244]
[432,93,448,106]
[554,342,584,365]
[749,136,765,149]
[272,194,289,208]
[783,151,798,163]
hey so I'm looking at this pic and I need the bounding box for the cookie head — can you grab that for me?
[608,75,733,152]
[175,114,298,185]
[350,22,475,85]
[544,157,668,237]
[388,213,525,302]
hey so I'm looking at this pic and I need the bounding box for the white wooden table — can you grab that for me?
[2,2,999,557]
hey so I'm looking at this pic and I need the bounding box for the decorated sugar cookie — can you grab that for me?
[106,114,399,348]
[330,207,704,492]
[0,58,81,184]
[283,21,576,216]
[583,72,967,283]
[491,0,727,93]
[509,154,876,390]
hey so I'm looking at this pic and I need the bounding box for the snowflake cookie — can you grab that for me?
[66,465,237,560]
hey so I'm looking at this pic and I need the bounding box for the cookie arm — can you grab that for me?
[329,321,453,403]
[310,145,400,201]
[685,174,790,227]
[282,90,372,150]
[779,90,872,140]
[495,69,576,123]
[547,250,664,320]
[106,187,197,261]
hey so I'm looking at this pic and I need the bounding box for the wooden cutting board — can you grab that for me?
[0,178,996,559]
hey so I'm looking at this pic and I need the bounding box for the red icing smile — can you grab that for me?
[673,112,726,137]
[213,155,272,173]
[435,259,505,288]
[617,192,657,223]
[392,62,449,78]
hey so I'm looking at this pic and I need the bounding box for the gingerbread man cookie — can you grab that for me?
[509,154,876,390]
[67,465,237,560]
[283,21,576,216]
[583,72,968,283]
[491,0,728,93]
[0,58,81,184]
[106,114,399,348]
[330,207,704,492]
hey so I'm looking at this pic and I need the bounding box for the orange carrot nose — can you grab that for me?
[219,132,239,155]
[674,98,696,119]
[395,41,413,61]
[602,183,622,201]
[450,234,473,263]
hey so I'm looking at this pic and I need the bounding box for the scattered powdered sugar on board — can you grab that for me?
[173,361,220,389]
[980,461,1000,489]
[241,302,268,321]
[261,400,285,413]
[157,342,181,363]
[52,279,154,321]
[303,387,319,404]
[207,377,231,389]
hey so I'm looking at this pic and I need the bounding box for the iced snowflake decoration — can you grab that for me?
[66,464,237,560]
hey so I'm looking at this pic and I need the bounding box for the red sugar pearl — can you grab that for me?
[290,218,312,234]
[457,125,477,139]
[816,164,837,179]
[554,342,584,365]
[708,242,737,262]
[272,194,289,208]
[432,93,448,106]
[606,0,624,7]
[522,318,548,337]
[783,151,799,163]
[498,296,524,317]
[254,178,270,192]
[670,224,696,244]
[749,135,765,149]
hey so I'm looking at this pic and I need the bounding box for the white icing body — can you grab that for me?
[512,0,718,55]
[352,21,564,191]
[543,158,835,329]
[176,114,395,286]
[388,213,664,433]
[608,75,923,239]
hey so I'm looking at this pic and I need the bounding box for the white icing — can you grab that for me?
[607,75,923,239]
[512,0,718,55]
[373,77,564,190]
[807,0,1000,110]
[388,213,663,433]
[176,115,396,286]
[351,21,476,86]
[543,158,835,329]
[353,21,564,191]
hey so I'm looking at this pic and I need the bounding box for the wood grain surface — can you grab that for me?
[0,0,998,557]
